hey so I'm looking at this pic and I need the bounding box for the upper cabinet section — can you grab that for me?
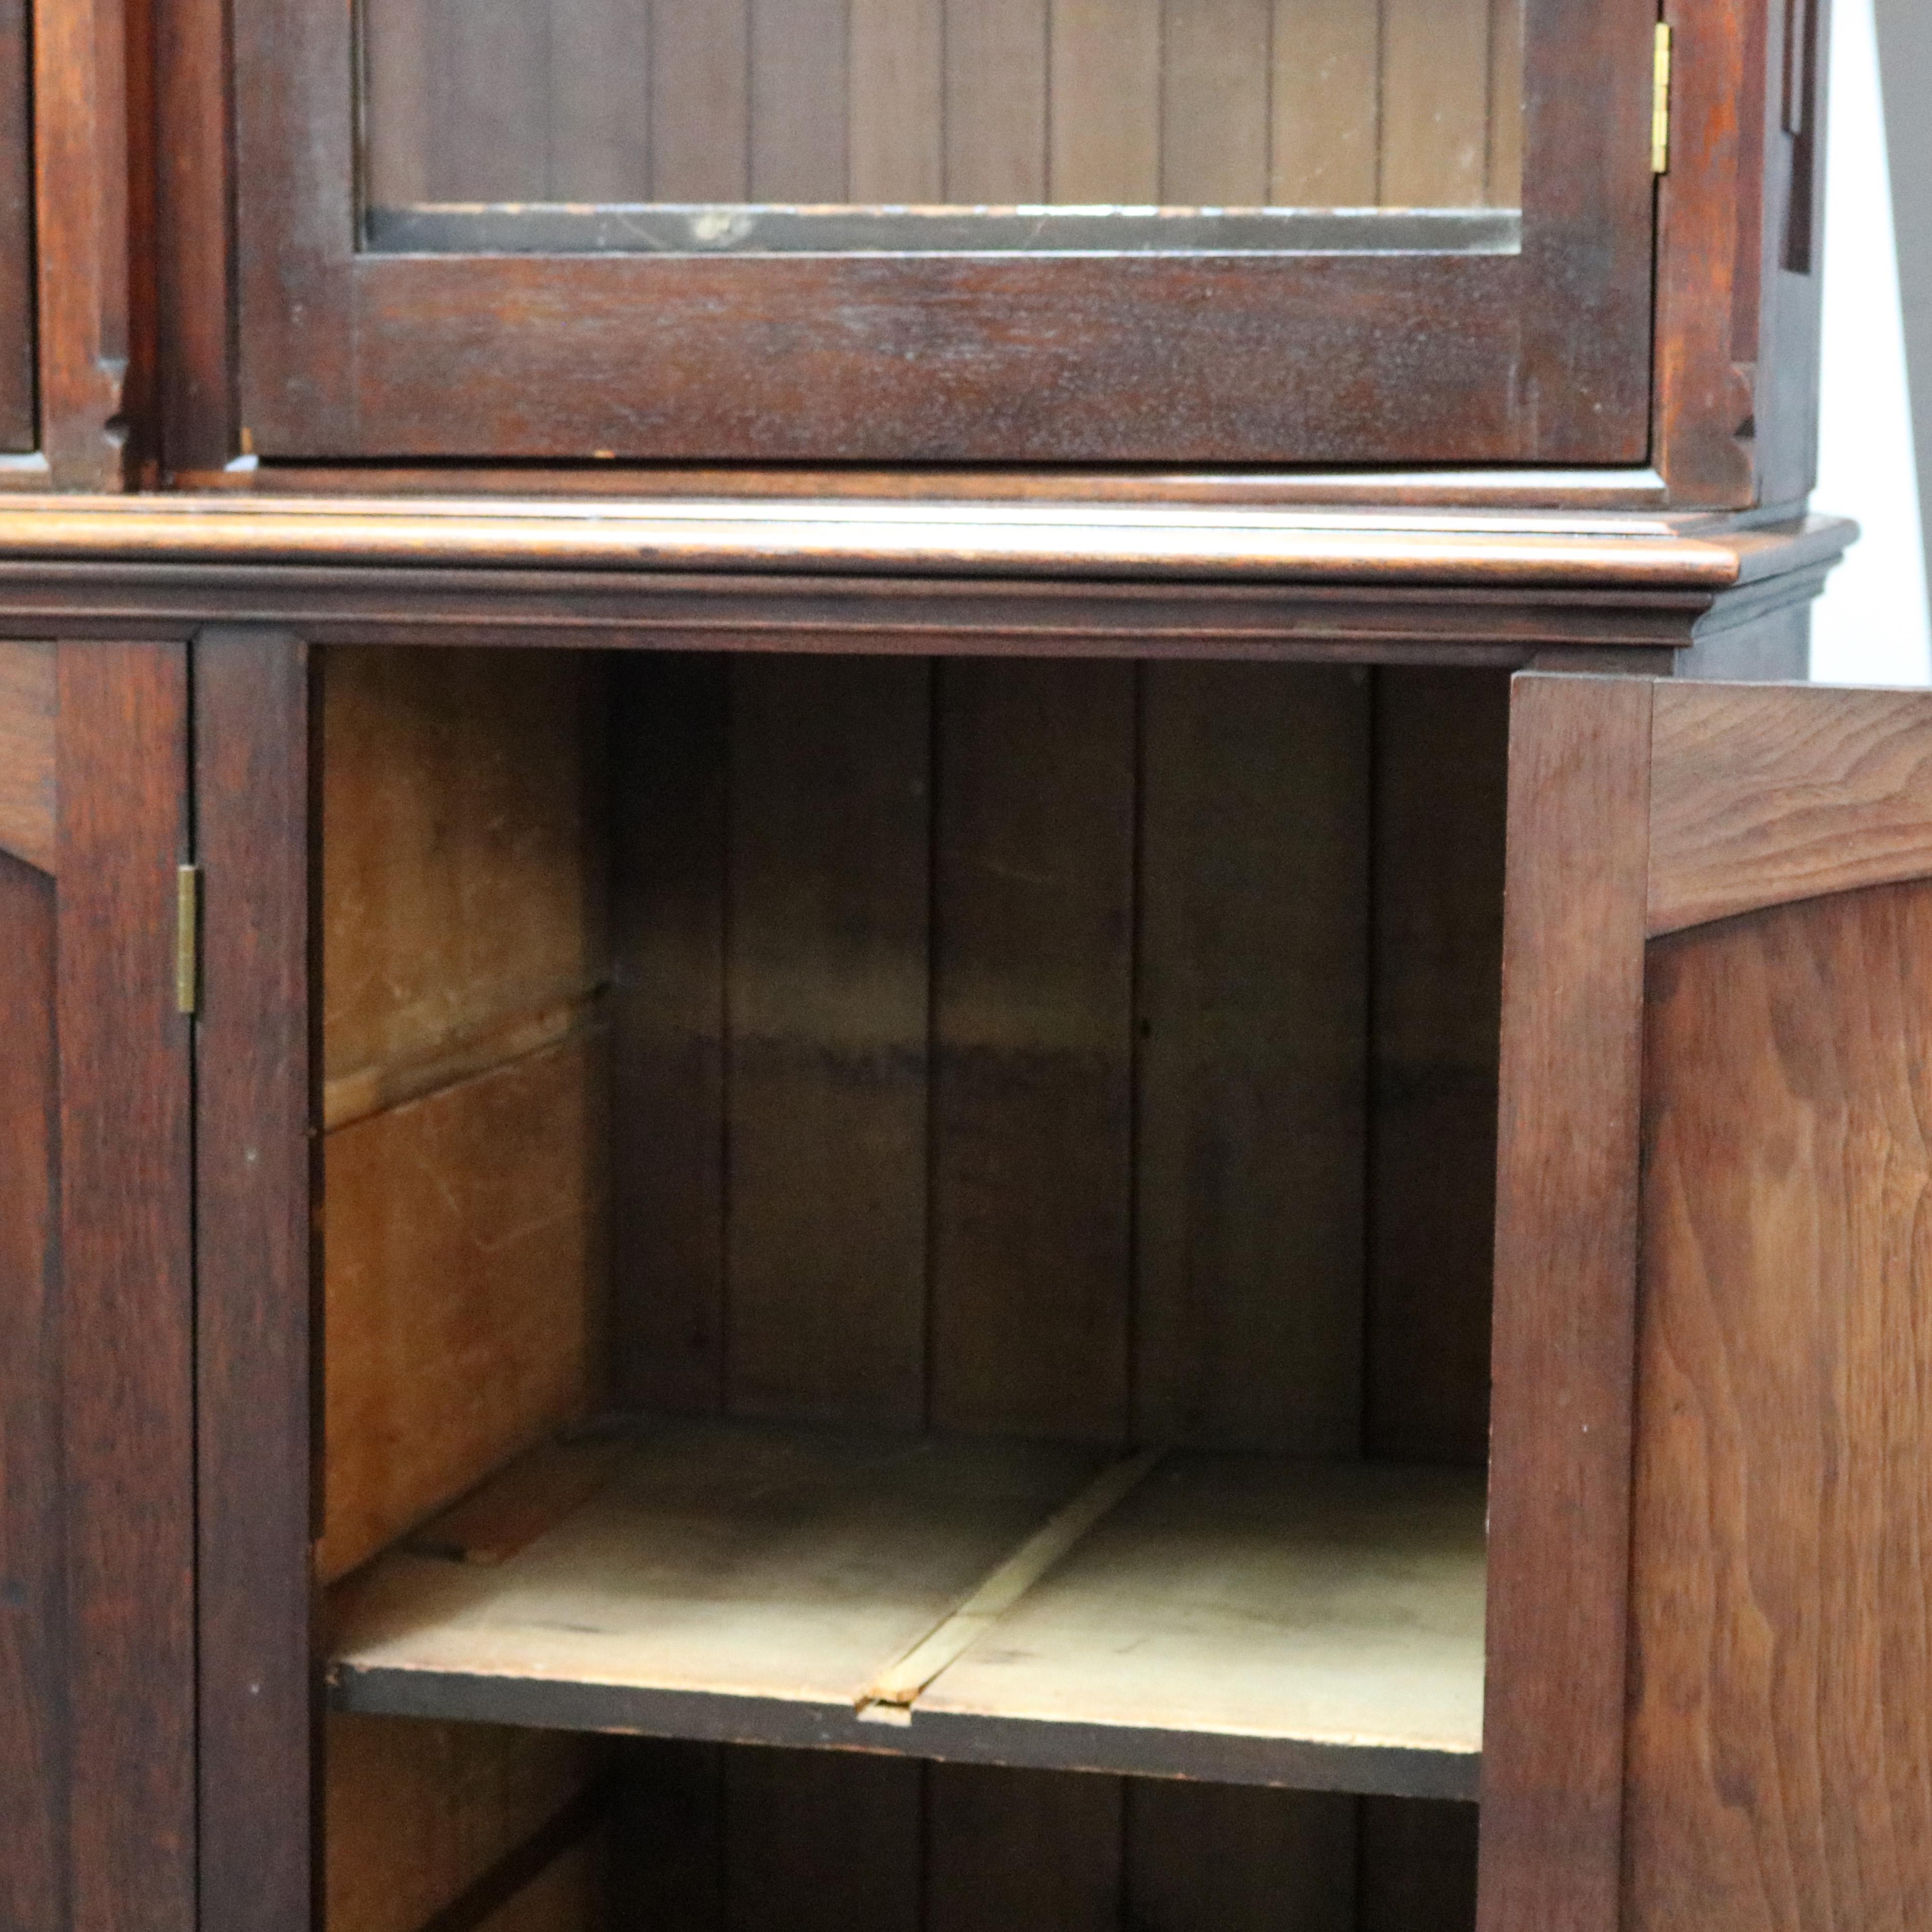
[0,0,32,455]
[230,0,1659,465]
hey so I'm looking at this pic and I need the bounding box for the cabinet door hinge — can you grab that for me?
[175,864,201,1016]
[1652,23,1674,174]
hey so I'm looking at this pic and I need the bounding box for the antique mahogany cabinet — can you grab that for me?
[2,3,1927,1932]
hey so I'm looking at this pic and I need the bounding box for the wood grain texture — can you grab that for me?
[193,631,316,1932]
[1366,669,1508,1465]
[1047,0,1160,202]
[320,1037,606,1582]
[1383,0,1494,207]
[1162,0,1272,204]
[0,641,55,871]
[726,657,930,1427]
[0,0,30,452]
[324,1712,598,1932]
[544,0,652,200]
[1135,663,1370,1454]
[930,660,1134,1441]
[849,0,943,202]
[610,654,728,1414]
[1649,683,1932,936]
[321,646,607,1085]
[1478,672,1653,1932]
[941,0,1047,200]
[0,854,62,1932]
[56,643,195,1932]
[651,0,751,201]
[1625,881,1932,1931]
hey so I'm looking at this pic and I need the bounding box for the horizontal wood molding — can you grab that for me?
[1650,683,1932,935]
[0,641,54,871]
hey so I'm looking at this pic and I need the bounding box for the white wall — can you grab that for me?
[1810,0,1932,684]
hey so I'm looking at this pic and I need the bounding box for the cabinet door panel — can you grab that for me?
[1483,674,1932,1932]
[0,0,30,451]
[0,644,195,1932]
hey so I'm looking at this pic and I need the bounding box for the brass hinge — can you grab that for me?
[175,864,201,1016]
[1652,23,1674,174]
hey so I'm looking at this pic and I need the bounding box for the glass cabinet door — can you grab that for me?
[234,0,1655,464]
[0,0,31,454]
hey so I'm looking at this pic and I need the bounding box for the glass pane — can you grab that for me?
[360,0,1524,255]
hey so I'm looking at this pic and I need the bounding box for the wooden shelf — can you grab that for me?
[327,1421,1486,1803]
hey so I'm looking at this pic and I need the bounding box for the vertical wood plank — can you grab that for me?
[361,0,434,207]
[1358,1798,1480,1932]
[1135,664,1370,1455]
[547,0,654,200]
[726,658,930,1427]
[0,854,62,1932]
[723,1750,922,1932]
[943,0,1048,200]
[930,660,1135,1442]
[1382,0,1491,207]
[751,0,850,200]
[611,655,729,1416]
[1486,0,1524,204]
[1124,1782,1356,1931]
[1048,0,1161,202]
[424,0,551,201]
[652,0,752,199]
[926,1766,1123,1932]
[1625,882,1932,1932]
[0,642,57,874]
[610,1741,725,1929]
[0,0,33,450]
[1161,0,1273,204]
[1365,669,1508,1467]
[195,631,316,1932]
[1477,672,1653,1932]
[849,0,944,202]
[1270,0,1381,204]
[57,641,195,1932]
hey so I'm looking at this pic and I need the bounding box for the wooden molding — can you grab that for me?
[1649,681,1932,934]
[0,640,55,872]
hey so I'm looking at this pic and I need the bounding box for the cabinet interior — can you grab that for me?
[315,646,1509,1932]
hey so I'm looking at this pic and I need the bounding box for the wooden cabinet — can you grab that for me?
[0,0,29,454]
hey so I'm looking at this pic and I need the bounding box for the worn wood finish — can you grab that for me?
[1477,672,1653,1932]
[1366,669,1509,1466]
[0,640,55,870]
[0,0,29,453]
[0,853,62,1932]
[194,631,317,1932]
[321,647,607,1085]
[1649,682,1932,935]
[56,642,195,1932]
[230,0,1652,464]
[1626,880,1932,1930]
[320,1036,606,1583]
[324,1713,599,1932]
[930,659,1134,1442]
[726,656,931,1426]
[1135,663,1370,1454]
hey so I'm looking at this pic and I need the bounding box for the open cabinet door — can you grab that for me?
[1480,673,1932,1932]
[0,644,194,1932]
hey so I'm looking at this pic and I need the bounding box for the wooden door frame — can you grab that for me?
[0,0,31,455]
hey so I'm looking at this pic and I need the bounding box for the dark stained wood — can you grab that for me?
[0,853,62,1932]
[56,641,195,1932]
[0,0,30,453]
[926,1765,1123,1932]
[1478,671,1653,1932]
[930,659,1135,1441]
[1649,682,1932,935]
[194,630,317,1932]
[1359,1798,1480,1932]
[1626,879,1932,1930]
[610,654,729,1414]
[1125,1783,1356,1932]
[1365,669,1509,1466]
[0,641,55,871]
[34,0,134,485]
[609,1741,726,1929]
[726,657,931,1426]
[1134,663,1371,1454]
[722,1749,921,1932]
